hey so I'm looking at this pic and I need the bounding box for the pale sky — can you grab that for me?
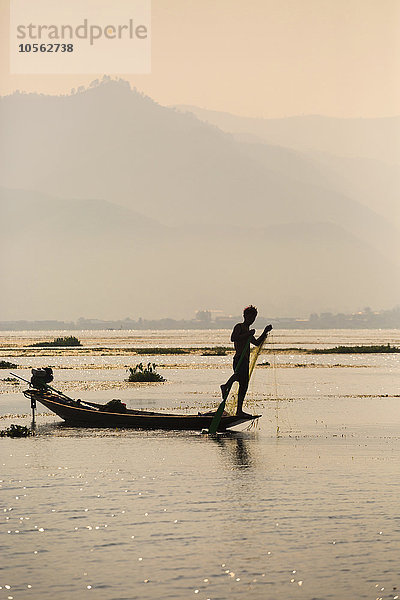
[1,0,399,117]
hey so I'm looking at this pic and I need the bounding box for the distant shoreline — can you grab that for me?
[1,307,399,332]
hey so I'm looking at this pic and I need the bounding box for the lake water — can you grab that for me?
[1,329,399,600]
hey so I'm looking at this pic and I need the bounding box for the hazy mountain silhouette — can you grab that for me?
[0,80,398,319]
[0,187,163,236]
[1,82,397,239]
[175,104,400,229]
[1,187,399,320]
[174,105,400,165]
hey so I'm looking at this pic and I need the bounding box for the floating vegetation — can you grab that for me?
[135,347,190,355]
[30,336,82,348]
[260,362,368,369]
[127,363,166,382]
[0,346,236,358]
[134,347,231,355]
[0,412,33,419]
[310,344,400,354]
[0,360,18,368]
[0,424,32,437]
[326,393,400,398]
[7,342,399,359]
[202,347,228,356]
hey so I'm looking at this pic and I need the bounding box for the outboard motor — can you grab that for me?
[31,367,53,389]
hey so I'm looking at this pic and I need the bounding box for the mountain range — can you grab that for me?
[0,79,398,320]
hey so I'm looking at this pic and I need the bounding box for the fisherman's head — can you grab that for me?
[243,305,257,325]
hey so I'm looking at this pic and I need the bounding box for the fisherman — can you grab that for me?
[220,305,272,417]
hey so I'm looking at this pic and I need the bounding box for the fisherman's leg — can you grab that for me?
[236,363,250,415]
[236,378,249,415]
[220,373,238,400]
[220,357,240,400]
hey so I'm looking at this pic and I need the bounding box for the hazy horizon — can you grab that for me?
[0,306,398,329]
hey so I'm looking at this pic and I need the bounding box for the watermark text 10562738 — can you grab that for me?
[10,0,151,74]
[18,43,74,53]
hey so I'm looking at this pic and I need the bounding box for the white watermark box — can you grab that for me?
[10,0,151,74]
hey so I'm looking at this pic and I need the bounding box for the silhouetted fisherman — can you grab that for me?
[220,305,272,416]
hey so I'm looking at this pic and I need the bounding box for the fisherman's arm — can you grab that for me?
[251,324,273,346]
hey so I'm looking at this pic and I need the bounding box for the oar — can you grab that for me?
[208,340,251,435]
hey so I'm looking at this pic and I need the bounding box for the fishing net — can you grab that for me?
[222,330,296,435]
[225,333,271,415]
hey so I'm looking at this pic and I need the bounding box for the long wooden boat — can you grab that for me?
[23,389,260,432]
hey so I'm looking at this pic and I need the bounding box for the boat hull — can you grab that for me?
[25,390,260,432]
